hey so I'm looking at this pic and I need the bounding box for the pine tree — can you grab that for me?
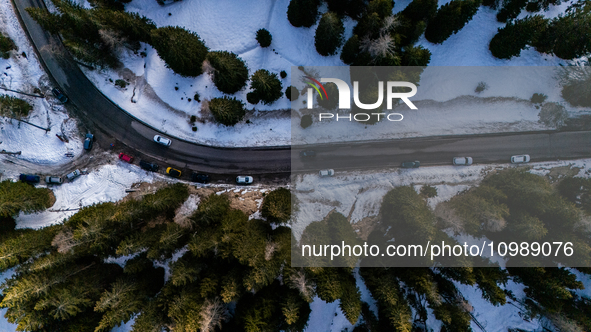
[0,32,16,59]
[255,28,272,47]
[489,15,549,59]
[208,96,246,126]
[151,26,208,77]
[545,7,591,59]
[287,0,321,28]
[206,51,249,94]
[0,180,52,217]
[425,0,482,44]
[341,35,361,65]
[496,0,529,22]
[401,45,431,66]
[316,82,339,110]
[400,0,438,22]
[314,12,345,56]
[261,188,292,224]
[249,69,283,105]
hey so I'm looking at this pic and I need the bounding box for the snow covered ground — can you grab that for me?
[0,0,83,170]
[71,0,589,147]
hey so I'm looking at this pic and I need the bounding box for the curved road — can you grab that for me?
[11,0,591,177]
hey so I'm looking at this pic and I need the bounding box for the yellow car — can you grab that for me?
[166,167,182,178]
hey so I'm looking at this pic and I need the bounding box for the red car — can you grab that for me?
[119,152,134,163]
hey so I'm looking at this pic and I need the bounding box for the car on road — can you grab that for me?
[140,160,159,172]
[299,150,316,158]
[453,157,473,166]
[119,153,134,163]
[84,133,94,150]
[19,174,40,183]
[511,154,530,164]
[166,167,182,178]
[319,169,335,177]
[236,176,253,184]
[45,176,63,184]
[52,88,68,103]
[66,169,81,181]
[191,173,210,184]
[401,161,420,168]
[154,135,172,146]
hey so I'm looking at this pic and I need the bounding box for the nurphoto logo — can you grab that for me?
[305,77,418,122]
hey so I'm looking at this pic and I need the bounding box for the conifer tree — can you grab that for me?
[249,69,283,105]
[255,28,272,47]
[151,26,208,77]
[261,187,292,224]
[208,96,246,126]
[425,0,482,44]
[206,51,249,94]
[314,12,345,56]
[287,0,321,28]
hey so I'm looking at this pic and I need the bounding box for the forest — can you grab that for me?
[1,167,590,331]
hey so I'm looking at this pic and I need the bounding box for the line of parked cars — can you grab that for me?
[19,168,82,185]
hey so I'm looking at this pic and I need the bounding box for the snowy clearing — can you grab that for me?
[0,0,83,168]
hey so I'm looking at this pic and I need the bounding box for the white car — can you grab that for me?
[45,176,63,184]
[236,176,253,184]
[453,157,473,166]
[319,169,335,177]
[153,135,172,146]
[511,155,530,164]
[66,169,81,181]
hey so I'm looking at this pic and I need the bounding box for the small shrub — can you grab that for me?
[246,92,260,104]
[285,86,299,101]
[530,93,547,104]
[0,33,16,59]
[316,82,339,110]
[114,79,128,88]
[192,126,197,132]
[256,28,272,47]
[280,70,287,79]
[475,81,488,93]
[420,185,438,198]
[194,93,201,102]
[539,102,568,128]
[300,114,313,128]
[190,115,197,123]
[209,96,246,126]
[0,95,33,118]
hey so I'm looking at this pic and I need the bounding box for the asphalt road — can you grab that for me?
[11,0,591,178]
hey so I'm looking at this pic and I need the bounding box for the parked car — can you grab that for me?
[45,176,63,184]
[84,133,94,150]
[453,157,473,166]
[154,135,172,146]
[119,153,134,163]
[511,154,530,164]
[52,87,68,103]
[401,161,420,168]
[319,169,335,177]
[139,160,159,172]
[166,167,182,178]
[299,150,316,158]
[191,173,210,184]
[19,174,40,183]
[236,176,253,184]
[66,169,81,181]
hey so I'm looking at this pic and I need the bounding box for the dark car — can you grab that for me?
[191,172,210,184]
[19,174,40,183]
[140,160,159,172]
[299,150,316,158]
[84,133,94,150]
[52,88,68,103]
[401,161,420,168]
